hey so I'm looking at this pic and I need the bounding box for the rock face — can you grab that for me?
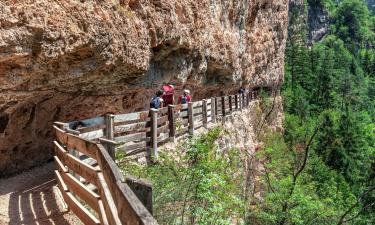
[0,0,288,176]
[289,0,329,44]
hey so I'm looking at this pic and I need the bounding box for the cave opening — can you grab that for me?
[0,114,9,133]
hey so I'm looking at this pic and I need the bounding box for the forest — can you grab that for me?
[119,0,375,224]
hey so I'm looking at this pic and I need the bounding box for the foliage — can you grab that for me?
[119,128,248,225]
[278,0,375,224]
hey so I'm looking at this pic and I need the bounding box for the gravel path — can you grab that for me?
[0,162,82,225]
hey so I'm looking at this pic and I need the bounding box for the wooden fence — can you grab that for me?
[53,89,268,224]
[53,125,157,225]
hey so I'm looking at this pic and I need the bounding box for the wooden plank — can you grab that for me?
[188,102,194,135]
[168,105,176,140]
[178,110,188,118]
[116,181,158,225]
[202,99,208,128]
[193,101,203,108]
[211,97,216,123]
[97,145,151,224]
[125,176,153,215]
[55,170,68,192]
[65,133,98,159]
[115,132,147,144]
[157,123,169,135]
[65,192,100,225]
[194,115,203,122]
[124,148,148,157]
[98,200,109,225]
[114,111,149,123]
[54,156,68,173]
[97,172,121,225]
[98,137,117,145]
[195,121,203,129]
[77,124,106,134]
[158,107,169,116]
[79,129,104,141]
[193,108,203,115]
[54,125,68,145]
[120,141,148,152]
[61,171,100,212]
[65,154,100,187]
[157,115,169,126]
[150,109,158,159]
[54,141,67,161]
[114,121,148,134]
[114,117,150,127]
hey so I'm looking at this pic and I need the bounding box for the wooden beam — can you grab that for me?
[98,200,109,225]
[64,154,100,187]
[229,95,233,113]
[61,171,100,213]
[65,192,101,225]
[150,109,158,160]
[97,172,122,225]
[55,170,68,192]
[188,102,194,135]
[96,144,158,225]
[211,97,216,123]
[125,176,153,215]
[221,96,226,118]
[104,114,115,159]
[168,105,176,141]
[202,99,208,129]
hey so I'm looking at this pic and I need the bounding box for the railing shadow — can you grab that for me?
[0,164,73,225]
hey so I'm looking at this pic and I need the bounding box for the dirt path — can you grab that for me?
[0,162,82,225]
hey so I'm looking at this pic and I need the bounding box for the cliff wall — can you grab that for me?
[0,0,288,176]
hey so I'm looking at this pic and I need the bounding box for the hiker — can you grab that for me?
[238,87,246,94]
[178,89,192,104]
[162,83,175,106]
[150,90,164,109]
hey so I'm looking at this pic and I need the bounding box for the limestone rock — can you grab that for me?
[0,0,288,176]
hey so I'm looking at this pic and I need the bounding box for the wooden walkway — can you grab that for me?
[52,89,270,225]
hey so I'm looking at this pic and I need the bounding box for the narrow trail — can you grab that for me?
[0,162,82,225]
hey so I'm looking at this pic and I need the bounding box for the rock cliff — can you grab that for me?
[0,0,288,176]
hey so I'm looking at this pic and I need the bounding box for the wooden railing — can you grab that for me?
[53,125,157,225]
[53,89,272,224]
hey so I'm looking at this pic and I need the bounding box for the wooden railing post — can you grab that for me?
[105,114,115,159]
[235,94,239,110]
[202,99,208,128]
[241,94,245,109]
[246,92,250,106]
[215,97,219,119]
[211,97,216,123]
[221,96,226,118]
[150,109,158,160]
[168,105,176,142]
[229,95,233,113]
[188,102,194,135]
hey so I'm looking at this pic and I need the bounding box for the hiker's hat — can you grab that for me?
[184,89,190,94]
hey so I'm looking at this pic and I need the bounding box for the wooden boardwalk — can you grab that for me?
[52,90,270,224]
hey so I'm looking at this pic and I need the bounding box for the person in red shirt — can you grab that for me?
[162,84,174,106]
[178,89,192,104]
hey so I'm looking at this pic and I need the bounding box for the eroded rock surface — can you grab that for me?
[0,0,288,176]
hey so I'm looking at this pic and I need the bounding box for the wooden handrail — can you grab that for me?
[53,88,274,224]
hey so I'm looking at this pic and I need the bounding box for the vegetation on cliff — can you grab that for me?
[257,0,375,224]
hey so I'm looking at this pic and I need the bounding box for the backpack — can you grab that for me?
[181,96,188,104]
[150,97,161,109]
